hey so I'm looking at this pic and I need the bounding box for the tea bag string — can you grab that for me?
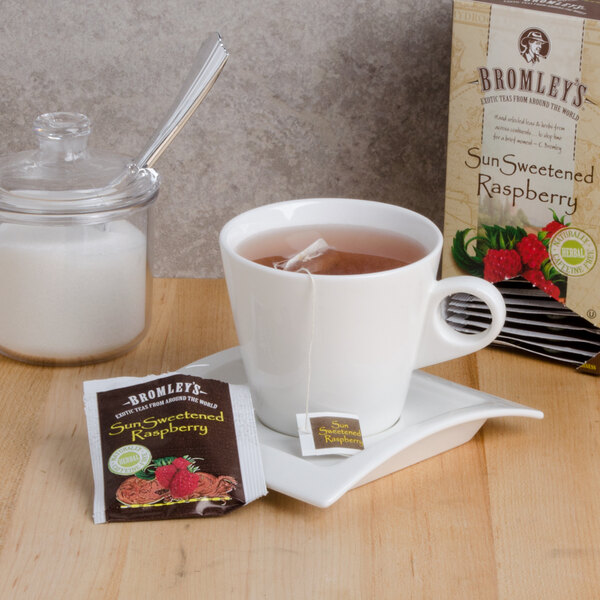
[298,267,316,433]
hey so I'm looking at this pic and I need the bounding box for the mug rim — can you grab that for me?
[219,198,443,279]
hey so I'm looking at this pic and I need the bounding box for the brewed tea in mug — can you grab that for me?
[238,224,427,275]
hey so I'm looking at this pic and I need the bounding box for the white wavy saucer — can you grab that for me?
[181,347,543,508]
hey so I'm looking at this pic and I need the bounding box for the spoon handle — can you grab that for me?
[135,32,229,169]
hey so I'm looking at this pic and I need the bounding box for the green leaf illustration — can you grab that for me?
[451,228,484,277]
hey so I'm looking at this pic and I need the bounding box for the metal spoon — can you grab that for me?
[106,32,228,192]
[134,32,229,170]
[131,32,229,173]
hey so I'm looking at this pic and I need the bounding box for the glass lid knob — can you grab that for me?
[33,112,91,162]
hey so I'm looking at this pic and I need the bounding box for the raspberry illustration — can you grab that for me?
[543,281,560,301]
[516,234,548,269]
[523,269,560,300]
[522,268,545,287]
[482,249,522,282]
[169,468,200,499]
[155,464,177,488]
[542,220,567,236]
[172,457,191,470]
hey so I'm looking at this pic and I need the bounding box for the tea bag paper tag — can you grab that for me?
[296,412,364,456]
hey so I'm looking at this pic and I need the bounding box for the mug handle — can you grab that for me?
[414,276,506,369]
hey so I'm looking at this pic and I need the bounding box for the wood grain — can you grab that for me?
[0,278,598,599]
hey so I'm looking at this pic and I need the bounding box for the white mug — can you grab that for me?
[220,198,505,436]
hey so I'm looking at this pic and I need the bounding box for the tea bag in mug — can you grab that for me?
[273,239,368,453]
[270,236,412,275]
[274,238,336,273]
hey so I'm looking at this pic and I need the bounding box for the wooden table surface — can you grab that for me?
[1,278,599,599]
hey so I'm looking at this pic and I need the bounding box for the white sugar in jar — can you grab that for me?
[0,113,159,365]
[0,221,148,361]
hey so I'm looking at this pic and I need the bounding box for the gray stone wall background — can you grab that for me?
[0,0,453,277]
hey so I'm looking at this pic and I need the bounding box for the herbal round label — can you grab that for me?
[108,445,152,476]
[549,227,597,277]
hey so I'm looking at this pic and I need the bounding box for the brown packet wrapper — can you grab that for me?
[83,372,267,523]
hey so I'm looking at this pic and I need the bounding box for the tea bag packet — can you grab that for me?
[297,412,364,456]
[83,372,267,523]
[446,280,600,367]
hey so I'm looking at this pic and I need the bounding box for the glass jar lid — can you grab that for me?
[0,112,159,221]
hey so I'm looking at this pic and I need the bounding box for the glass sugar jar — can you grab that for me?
[0,112,160,365]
